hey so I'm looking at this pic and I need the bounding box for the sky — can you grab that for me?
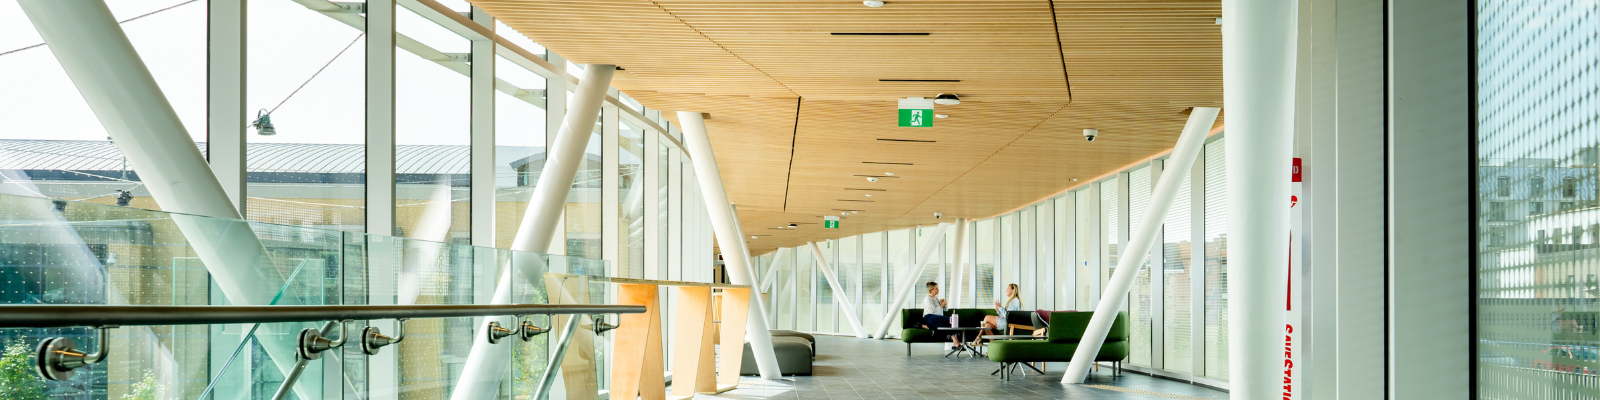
[0,0,553,148]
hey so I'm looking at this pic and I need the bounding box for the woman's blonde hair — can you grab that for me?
[1006,283,1022,307]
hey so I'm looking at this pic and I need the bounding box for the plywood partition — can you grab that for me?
[715,288,752,390]
[670,286,716,398]
[547,274,598,400]
[611,283,666,400]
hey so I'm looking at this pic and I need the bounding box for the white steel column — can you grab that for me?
[730,204,772,329]
[451,64,615,400]
[602,106,620,268]
[1064,108,1219,383]
[811,242,868,338]
[208,0,246,212]
[678,111,783,379]
[17,1,313,397]
[760,247,789,293]
[872,222,951,339]
[946,218,970,309]
[469,7,496,247]
[367,0,396,237]
[678,111,782,378]
[1223,0,1297,395]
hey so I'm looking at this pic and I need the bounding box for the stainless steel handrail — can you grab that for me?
[0,304,646,328]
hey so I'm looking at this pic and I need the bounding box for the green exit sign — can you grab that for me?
[824,216,840,229]
[898,97,934,127]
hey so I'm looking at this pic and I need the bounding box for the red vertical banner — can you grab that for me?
[1284,158,1302,400]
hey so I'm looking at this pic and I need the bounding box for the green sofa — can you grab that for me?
[899,308,997,355]
[987,311,1129,380]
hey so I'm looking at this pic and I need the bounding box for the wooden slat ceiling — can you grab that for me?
[471,0,1222,256]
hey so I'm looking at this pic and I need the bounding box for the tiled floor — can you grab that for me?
[685,335,1229,399]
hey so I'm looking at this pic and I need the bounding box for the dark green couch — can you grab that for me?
[899,308,997,355]
[987,311,1129,380]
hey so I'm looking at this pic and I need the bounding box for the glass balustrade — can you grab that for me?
[0,193,617,399]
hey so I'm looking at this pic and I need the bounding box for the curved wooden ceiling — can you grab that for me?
[470,0,1223,255]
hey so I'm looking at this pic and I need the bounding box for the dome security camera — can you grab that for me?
[867,177,880,182]
[1084,128,1099,142]
[934,212,942,219]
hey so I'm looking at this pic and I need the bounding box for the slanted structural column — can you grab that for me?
[1063,108,1219,383]
[811,242,868,338]
[946,218,970,308]
[18,1,315,397]
[872,222,951,339]
[1223,0,1296,397]
[676,111,785,380]
[450,64,616,400]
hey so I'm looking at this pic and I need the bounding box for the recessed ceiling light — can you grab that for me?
[788,223,798,228]
[864,0,885,7]
[865,194,874,197]
[884,172,894,176]
[935,114,949,119]
[851,211,859,214]
[933,93,961,105]
[750,235,759,239]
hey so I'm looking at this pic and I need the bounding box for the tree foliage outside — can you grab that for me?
[0,339,49,400]
[123,370,160,400]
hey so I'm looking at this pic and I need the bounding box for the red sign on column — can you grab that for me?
[1292,158,1302,182]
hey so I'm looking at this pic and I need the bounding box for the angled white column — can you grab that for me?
[759,247,789,293]
[729,204,772,329]
[1064,107,1219,383]
[451,64,616,400]
[677,111,784,380]
[872,222,951,339]
[946,218,970,308]
[810,242,867,338]
[17,1,313,397]
[1222,0,1296,396]
[207,0,246,212]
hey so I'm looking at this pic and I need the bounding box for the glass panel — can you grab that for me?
[1204,138,1229,380]
[494,56,548,249]
[242,0,367,230]
[619,121,645,278]
[1078,189,1097,310]
[1476,1,1600,397]
[1036,202,1054,313]
[0,0,208,213]
[1102,178,1121,299]
[565,115,604,258]
[862,232,884,333]
[817,242,835,334]
[1057,193,1076,311]
[999,214,1018,310]
[796,244,814,331]
[775,251,794,330]
[1129,165,1153,366]
[1164,158,1196,373]
[975,219,996,309]
[838,236,859,334]
[657,144,669,280]
[395,5,469,240]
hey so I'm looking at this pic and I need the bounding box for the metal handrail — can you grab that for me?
[0,304,646,328]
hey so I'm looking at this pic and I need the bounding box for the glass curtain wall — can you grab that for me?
[1129,165,1153,366]
[395,6,470,241]
[1476,1,1600,398]
[619,121,645,278]
[755,136,1231,384]
[1203,138,1229,380]
[494,56,548,249]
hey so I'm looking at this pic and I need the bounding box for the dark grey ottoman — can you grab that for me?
[768,330,815,356]
[740,337,813,375]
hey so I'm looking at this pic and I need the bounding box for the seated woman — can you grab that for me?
[919,282,963,350]
[971,283,1021,347]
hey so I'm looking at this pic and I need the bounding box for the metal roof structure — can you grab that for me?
[0,139,571,175]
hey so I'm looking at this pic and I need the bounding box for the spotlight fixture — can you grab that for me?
[251,109,277,136]
[864,0,885,7]
[935,114,949,119]
[933,93,960,105]
[884,172,895,176]
[788,223,798,229]
[865,194,874,197]
[750,235,759,240]
[850,211,859,214]
[867,177,880,182]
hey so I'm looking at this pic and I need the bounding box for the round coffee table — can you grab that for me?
[933,327,984,358]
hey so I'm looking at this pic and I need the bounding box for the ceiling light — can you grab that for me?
[842,212,850,216]
[864,0,885,7]
[935,114,949,119]
[865,194,874,197]
[867,177,880,182]
[884,172,894,176]
[750,235,759,239]
[788,223,798,228]
[851,211,859,214]
[933,93,960,105]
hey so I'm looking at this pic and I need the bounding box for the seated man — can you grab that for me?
[920,282,962,350]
